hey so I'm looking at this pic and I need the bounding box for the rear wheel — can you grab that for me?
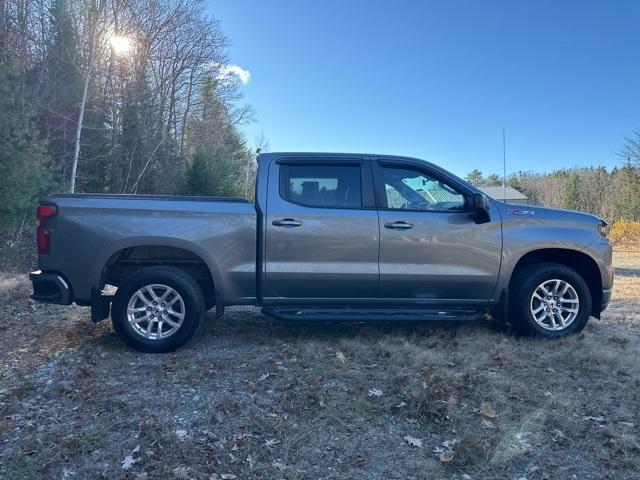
[112,266,205,352]
[510,263,591,337]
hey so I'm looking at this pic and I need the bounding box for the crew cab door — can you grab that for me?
[263,156,379,300]
[373,159,502,303]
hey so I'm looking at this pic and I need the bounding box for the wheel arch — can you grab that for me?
[93,238,223,311]
[508,248,602,318]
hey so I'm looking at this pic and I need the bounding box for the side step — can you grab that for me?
[261,306,486,322]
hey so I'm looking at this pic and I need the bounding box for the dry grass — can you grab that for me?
[0,252,639,479]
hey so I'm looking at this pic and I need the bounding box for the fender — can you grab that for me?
[91,236,224,303]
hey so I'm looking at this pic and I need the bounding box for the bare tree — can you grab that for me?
[619,130,640,167]
[69,0,107,192]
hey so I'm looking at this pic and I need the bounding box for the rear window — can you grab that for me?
[283,164,362,208]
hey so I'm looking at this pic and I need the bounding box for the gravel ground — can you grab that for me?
[0,251,639,480]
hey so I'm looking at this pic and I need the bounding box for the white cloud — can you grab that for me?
[217,64,251,85]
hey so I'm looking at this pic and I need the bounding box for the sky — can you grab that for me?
[207,0,640,177]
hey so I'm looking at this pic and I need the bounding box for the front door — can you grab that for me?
[264,157,380,300]
[374,160,502,303]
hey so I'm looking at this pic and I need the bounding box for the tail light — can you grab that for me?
[37,205,57,254]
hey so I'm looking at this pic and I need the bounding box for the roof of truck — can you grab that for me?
[262,151,434,161]
[258,151,444,169]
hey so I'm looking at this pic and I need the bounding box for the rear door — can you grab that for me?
[263,156,380,300]
[373,159,502,303]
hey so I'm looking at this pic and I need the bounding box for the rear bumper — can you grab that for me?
[30,270,72,305]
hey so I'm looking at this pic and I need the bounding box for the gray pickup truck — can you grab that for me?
[31,152,613,352]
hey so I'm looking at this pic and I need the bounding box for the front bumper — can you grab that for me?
[30,270,72,305]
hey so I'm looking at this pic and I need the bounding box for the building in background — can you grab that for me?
[478,186,529,204]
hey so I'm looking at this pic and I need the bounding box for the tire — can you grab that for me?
[509,262,592,337]
[111,266,205,353]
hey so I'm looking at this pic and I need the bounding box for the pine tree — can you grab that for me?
[183,149,215,196]
[483,173,502,186]
[563,172,580,210]
[617,164,640,221]
[0,61,50,213]
[182,76,250,197]
[465,169,483,186]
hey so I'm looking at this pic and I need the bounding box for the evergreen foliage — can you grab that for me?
[0,60,50,212]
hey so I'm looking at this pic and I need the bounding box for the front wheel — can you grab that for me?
[510,263,592,337]
[111,266,205,352]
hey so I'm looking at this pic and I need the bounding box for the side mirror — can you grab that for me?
[472,193,491,223]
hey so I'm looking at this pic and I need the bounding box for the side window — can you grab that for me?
[382,167,466,211]
[284,164,362,208]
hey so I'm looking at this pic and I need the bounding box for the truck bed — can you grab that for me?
[38,193,257,306]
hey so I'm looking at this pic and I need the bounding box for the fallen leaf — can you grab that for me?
[175,429,187,438]
[442,439,458,449]
[404,435,422,448]
[122,455,135,470]
[368,388,383,397]
[221,475,237,480]
[121,445,140,470]
[433,438,457,461]
[336,351,346,364]
[479,402,498,419]
[395,401,407,408]
[438,450,455,462]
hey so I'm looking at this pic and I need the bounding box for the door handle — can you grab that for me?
[384,221,413,230]
[272,218,302,227]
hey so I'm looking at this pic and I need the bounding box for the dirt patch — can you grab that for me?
[0,253,639,479]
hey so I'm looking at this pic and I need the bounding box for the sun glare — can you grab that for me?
[109,35,132,56]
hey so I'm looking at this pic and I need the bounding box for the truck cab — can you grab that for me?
[258,153,502,305]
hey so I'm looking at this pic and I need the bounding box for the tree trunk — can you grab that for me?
[69,0,104,193]
[69,68,91,193]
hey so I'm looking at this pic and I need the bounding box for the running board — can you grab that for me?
[261,306,486,322]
